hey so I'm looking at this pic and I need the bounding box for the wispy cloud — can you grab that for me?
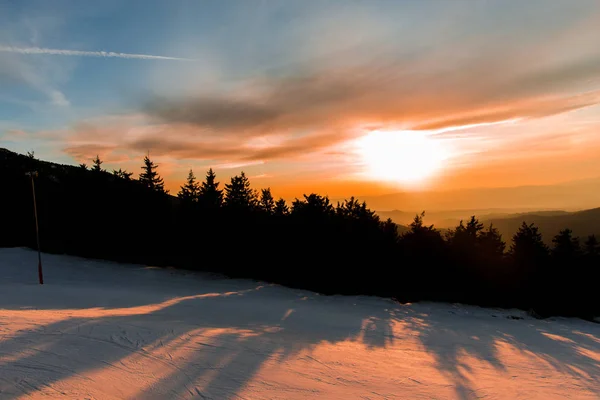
[0,45,193,61]
[143,50,600,140]
[0,51,71,106]
[60,120,348,165]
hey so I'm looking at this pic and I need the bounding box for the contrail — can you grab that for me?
[0,45,193,61]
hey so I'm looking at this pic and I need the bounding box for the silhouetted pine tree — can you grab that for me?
[446,216,484,249]
[398,211,446,300]
[510,222,549,267]
[273,198,289,216]
[398,212,448,301]
[224,172,257,210]
[381,218,399,242]
[198,168,223,209]
[446,217,507,304]
[550,230,584,315]
[220,172,257,273]
[334,197,395,293]
[477,224,507,294]
[551,229,581,260]
[113,168,133,180]
[335,197,383,248]
[291,194,334,219]
[509,222,550,309]
[445,216,486,302]
[178,169,200,203]
[79,163,88,170]
[336,197,378,223]
[404,212,439,237]
[479,224,506,257]
[91,155,104,172]
[172,169,201,267]
[287,194,337,290]
[139,155,167,193]
[259,188,275,215]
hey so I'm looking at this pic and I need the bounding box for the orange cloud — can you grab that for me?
[61,117,362,167]
[60,52,600,170]
[142,45,600,137]
[64,144,119,161]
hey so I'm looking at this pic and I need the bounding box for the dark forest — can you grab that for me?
[1,149,598,320]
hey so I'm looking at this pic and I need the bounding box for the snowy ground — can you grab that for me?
[0,248,598,399]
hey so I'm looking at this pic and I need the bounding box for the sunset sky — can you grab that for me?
[1,0,600,208]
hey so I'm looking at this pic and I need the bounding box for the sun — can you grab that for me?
[355,130,450,185]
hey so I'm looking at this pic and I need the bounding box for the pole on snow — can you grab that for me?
[26,171,44,284]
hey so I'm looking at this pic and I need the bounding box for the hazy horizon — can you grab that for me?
[2,0,600,210]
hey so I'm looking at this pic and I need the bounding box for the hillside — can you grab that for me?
[0,148,179,262]
[1,248,598,399]
[0,147,179,203]
[378,208,600,243]
[483,208,600,244]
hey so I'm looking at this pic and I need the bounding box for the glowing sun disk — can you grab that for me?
[356,130,449,184]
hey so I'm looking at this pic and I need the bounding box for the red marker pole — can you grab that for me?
[28,172,44,284]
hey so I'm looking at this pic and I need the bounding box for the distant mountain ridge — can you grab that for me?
[377,209,575,228]
[379,207,600,245]
[354,178,600,212]
[482,208,600,244]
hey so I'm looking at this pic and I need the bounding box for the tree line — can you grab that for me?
[2,150,598,319]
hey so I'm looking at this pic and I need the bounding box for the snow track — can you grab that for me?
[0,248,598,399]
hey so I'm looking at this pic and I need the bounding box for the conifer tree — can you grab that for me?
[479,224,506,257]
[224,171,256,210]
[178,169,200,202]
[381,218,400,243]
[446,216,484,245]
[407,211,436,235]
[259,188,275,214]
[551,229,581,260]
[510,222,549,261]
[198,168,223,208]
[113,168,133,180]
[274,198,289,216]
[509,222,550,288]
[291,194,334,219]
[336,197,377,221]
[92,155,104,172]
[398,211,446,289]
[139,155,167,193]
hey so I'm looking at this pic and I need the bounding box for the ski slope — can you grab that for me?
[0,248,598,399]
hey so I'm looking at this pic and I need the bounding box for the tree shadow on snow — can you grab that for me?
[4,250,596,399]
[0,282,396,399]
[403,304,600,400]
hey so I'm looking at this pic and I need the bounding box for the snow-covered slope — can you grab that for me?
[0,248,598,399]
